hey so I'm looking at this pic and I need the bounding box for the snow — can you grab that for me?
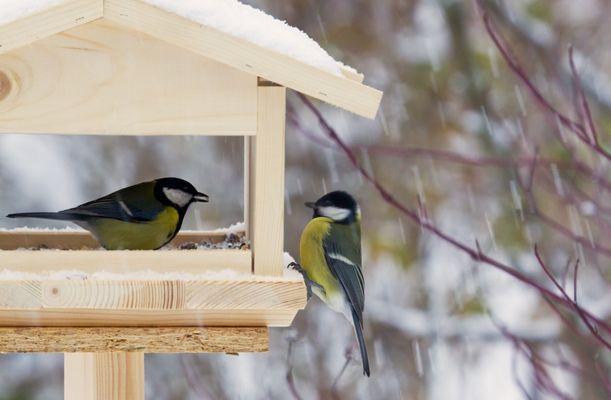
[1,223,246,236]
[283,252,302,279]
[0,0,64,26]
[0,0,351,77]
[144,0,344,76]
[210,221,246,235]
[0,265,302,281]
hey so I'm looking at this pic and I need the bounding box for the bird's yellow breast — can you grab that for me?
[89,207,180,250]
[299,217,341,297]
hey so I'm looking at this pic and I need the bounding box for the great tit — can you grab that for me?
[7,177,209,250]
[297,191,369,376]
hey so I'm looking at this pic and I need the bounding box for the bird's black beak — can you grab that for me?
[305,202,316,209]
[193,192,210,203]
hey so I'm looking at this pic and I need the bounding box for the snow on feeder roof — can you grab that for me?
[0,0,382,118]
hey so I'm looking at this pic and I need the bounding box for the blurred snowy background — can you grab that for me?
[1,0,610,399]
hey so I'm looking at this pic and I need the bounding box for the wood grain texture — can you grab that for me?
[0,19,257,135]
[104,0,382,118]
[0,249,251,274]
[244,136,253,247]
[42,280,186,310]
[30,279,305,310]
[0,279,304,311]
[0,0,102,55]
[185,280,305,310]
[252,87,286,276]
[0,327,268,353]
[0,229,243,250]
[0,309,301,327]
[65,353,144,400]
[0,281,40,308]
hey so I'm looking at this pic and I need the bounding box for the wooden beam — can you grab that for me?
[0,278,304,310]
[0,0,103,55]
[0,309,301,327]
[0,229,244,250]
[0,249,251,274]
[0,327,268,353]
[185,280,304,310]
[0,19,257,135]
[244,136,253,247]
[104,0,382,119]
[251,86,286,276]
[65,353,144,400]
[42,281,187,310]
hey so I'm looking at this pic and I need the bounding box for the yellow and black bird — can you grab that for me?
[7,177,209,250]
[296,190,369,376]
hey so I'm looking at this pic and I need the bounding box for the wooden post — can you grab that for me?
[65,353,144,400]
[244,136,253,246]
[250,84,286,276]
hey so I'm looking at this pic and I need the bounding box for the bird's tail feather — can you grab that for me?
[6,212,77,221]
[352,308,370,377]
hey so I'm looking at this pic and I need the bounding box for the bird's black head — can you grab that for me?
[305,191,360,223]
[154,177,209,210]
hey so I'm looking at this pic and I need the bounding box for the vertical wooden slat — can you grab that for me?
[65,353,144,400]
[244,136,253,245]
[251,85,286,276]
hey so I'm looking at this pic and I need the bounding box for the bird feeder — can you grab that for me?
[0,1,382,398]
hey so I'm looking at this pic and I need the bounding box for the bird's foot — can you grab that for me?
[287,262,322,300]
[288,261,304,273]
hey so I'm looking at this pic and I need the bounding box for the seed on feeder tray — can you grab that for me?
[179,242,198,250]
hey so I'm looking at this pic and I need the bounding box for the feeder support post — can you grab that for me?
[247,83,286,276]
[64,352,145,400]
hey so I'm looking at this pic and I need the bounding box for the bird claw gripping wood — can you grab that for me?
[288,262,324,300]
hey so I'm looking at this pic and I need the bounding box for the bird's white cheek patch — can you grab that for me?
[318,206,351,221]
[163,188,192,207]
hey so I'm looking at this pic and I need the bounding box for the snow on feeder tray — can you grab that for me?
[0,0,382,398]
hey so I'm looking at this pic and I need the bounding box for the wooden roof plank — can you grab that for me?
[0,0,103,55]
[104,0,382,118]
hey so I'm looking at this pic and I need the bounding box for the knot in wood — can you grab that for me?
[0,71,10,102]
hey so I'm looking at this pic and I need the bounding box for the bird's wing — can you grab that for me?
[322,221,370,376]
[323,222,364,320]
[60,182,164,223]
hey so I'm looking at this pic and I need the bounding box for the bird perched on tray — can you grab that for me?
[294,190,370,376]
[7,177,209,250]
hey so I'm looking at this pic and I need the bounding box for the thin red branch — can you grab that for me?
[535,246,611,349]
[482,11,611,161]
[568,46,600,147]
[287,109,611,193]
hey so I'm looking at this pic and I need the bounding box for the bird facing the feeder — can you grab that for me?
[7,177,209,250]
[296,190,370,376]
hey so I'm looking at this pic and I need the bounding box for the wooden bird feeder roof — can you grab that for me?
[0,0,382,120]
